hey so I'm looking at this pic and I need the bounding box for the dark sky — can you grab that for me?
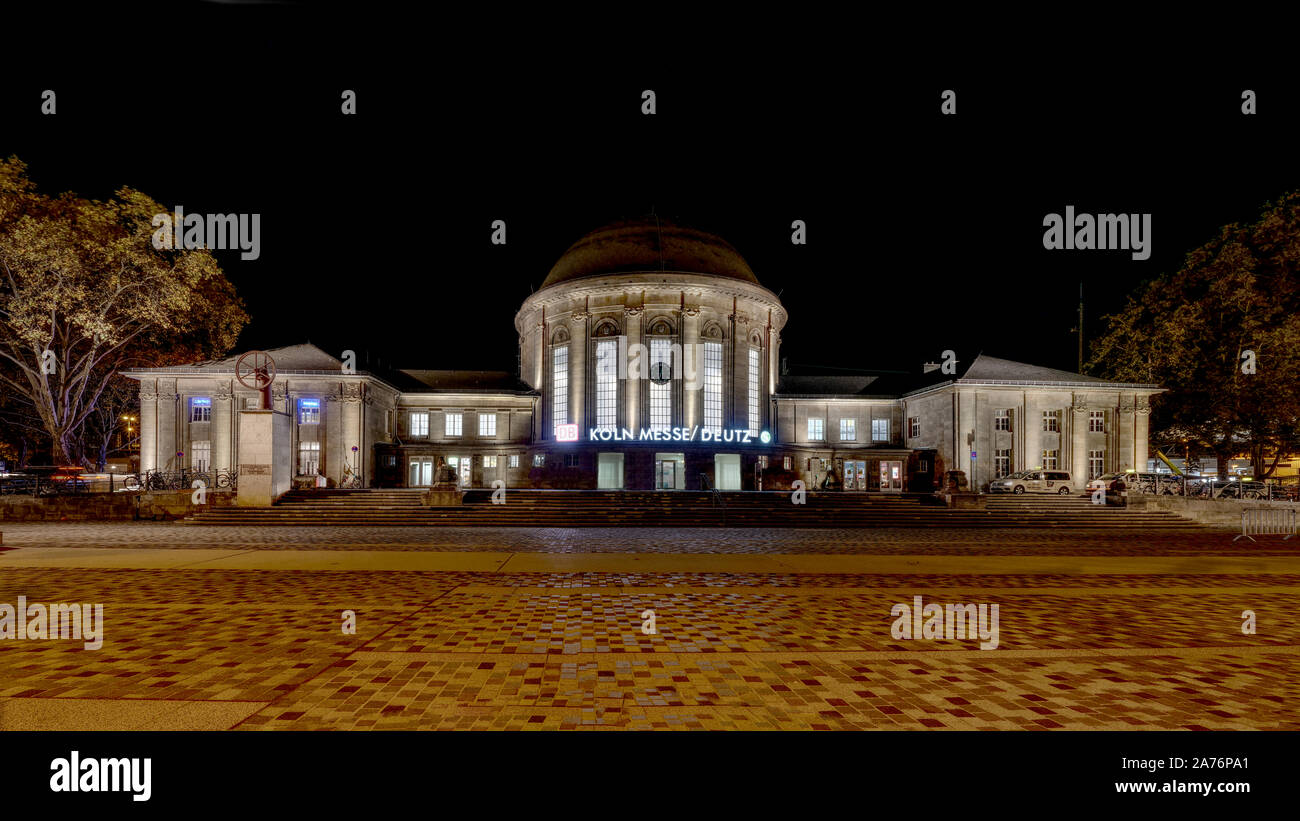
[3,7,1297,379]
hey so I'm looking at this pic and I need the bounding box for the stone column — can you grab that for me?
[683,306,701,428]
[342,382,363,481]
[1071,395,1089,484]
[212,387,234,472]
[156,379,179,472]
[624,305,641,431]
[1117,395,1136,472]
[569,309,587,432]
[730,310,750,431]
[957,389,975,484]
[1135,395,1151,473]
[1022,393,1039,472]
[139,382,158,472]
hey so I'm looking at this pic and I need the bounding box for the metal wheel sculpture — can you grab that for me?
[235,350,277,408]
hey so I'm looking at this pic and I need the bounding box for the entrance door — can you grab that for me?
[409,459,433,487]
[714,454,741,490]
[845,460,866,490]
[447,456,471,487]
[597,452,624,489]
[880,460,903,491]
[654,453,685,490]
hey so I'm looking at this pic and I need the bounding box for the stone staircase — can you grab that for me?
[182,488,1203,528]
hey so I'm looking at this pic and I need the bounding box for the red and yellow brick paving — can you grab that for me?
[0,524,1297,730]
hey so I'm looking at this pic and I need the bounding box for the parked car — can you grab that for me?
[989,470,1075,494]
[1086,472,1128,494]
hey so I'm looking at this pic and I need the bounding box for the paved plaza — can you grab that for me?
[1,522,1297,730]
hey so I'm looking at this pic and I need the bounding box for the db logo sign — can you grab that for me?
[555,424,579,442]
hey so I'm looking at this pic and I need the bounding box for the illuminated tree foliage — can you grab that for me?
[0,157,248,465]
[1088,191,1300,479]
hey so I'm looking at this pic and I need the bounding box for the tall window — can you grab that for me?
[994,448,1012,478]
[297,441,319,475]
[445,413,463,436]
[191,440,211,472]
[190,397,211,422]
[1089,411,1105,433]
[1042,411,1059,432]
[872,418,889,442]
[595,339,618,431]
[479,413,497,437]
[839,419,856,441]
[703,341,723,435]
[908,416,920,438]
[552,345,568,434]
[1089,449,1105,479]
[1042,449,1059,469]
[409,412,429,437]
[297,399,319,425]
[747,347,761,436]
[649,337,672,431]
[994,409,1011,431]
[483,455,498,469]
[508,454,519,468]
[807,418,824,441]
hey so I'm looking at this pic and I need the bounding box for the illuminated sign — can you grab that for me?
[192,397,211,406]
[555,423,579,442]
[586,426,770,444]
[299,399,319,408]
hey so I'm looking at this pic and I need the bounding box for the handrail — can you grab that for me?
[700,472,726,525]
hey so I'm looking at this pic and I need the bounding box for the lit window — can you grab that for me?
[1042,411,1059,432]
[298,399,320,425]
[1042,449,1059,469]
[908,416,920,438]
[479,413,497,437]
[994,448,1012,478]
[409,412,429,437]
[533,454,545,467]
[748,347,761,436]
[703,341,723,435]
[445,413,463,436]
[191,440,211,472]
[552,345,568,434]
[839,419,856,441]
[297,441,320,475]
[783,456,792,471]
[758,455,769,469]
[190,397,211,423]
[872,418,889,442]
[509,454,519,468]
[807,418,824,441]
[649,337,672,431]
[995,409,1011,431]
[1089,449,1105,479]
[483,455,498,469]
[596,339,618,431]
[1089,411,1105,433]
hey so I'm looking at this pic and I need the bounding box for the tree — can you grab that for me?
[1088,191,1300,479]
[0,157,248,464]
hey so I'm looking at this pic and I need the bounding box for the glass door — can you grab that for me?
[879,460,903,491]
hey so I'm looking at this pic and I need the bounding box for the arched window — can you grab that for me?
[551,327,570,436]
[647,317,676,431]
[701,322,725,435]
[748,331,763,436]
[592,320,621,431]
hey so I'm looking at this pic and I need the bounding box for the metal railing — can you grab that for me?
[1234,508,1297,542]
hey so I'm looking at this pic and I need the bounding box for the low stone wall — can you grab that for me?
[1128,494,1300,526]
[0,491,236,522]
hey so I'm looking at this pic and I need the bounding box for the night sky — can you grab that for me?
[3,7,1296,380]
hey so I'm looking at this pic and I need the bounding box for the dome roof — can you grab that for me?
[542,217,759,289]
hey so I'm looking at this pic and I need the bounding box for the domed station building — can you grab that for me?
[125,217,1163,495]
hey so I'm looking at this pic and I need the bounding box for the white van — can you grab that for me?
[989,470,1074,494]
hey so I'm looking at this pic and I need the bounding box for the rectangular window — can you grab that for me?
[703,341,723,435]
[807,417,825,441]
[783,456,792,471]
[445,413,463,436]
[509,454,519,469]
[872,418,889,442]
[483,455,498,469]
[994,409,1011,431]
[533,454,545,468]
[190,397,211,423]
[1089,410,1105,433]
[479,413,497,437]
[382,454,397,468]
[757,455,769,469]
[409,412,429,437]
[649,337,672,431]
[191,440,211,472]
[552,345,569,433]
[596,339,618,431]
[1089,449,1105,479]
[748,347,761,436]
[839,418,856,441]
[908,416,920,438]
[297,441,320,475]
[564,453,579,468]
[1042,449,1059,469]
[994,448,1012,478]
[1042,411,1059,432]
[297,398,319,425]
